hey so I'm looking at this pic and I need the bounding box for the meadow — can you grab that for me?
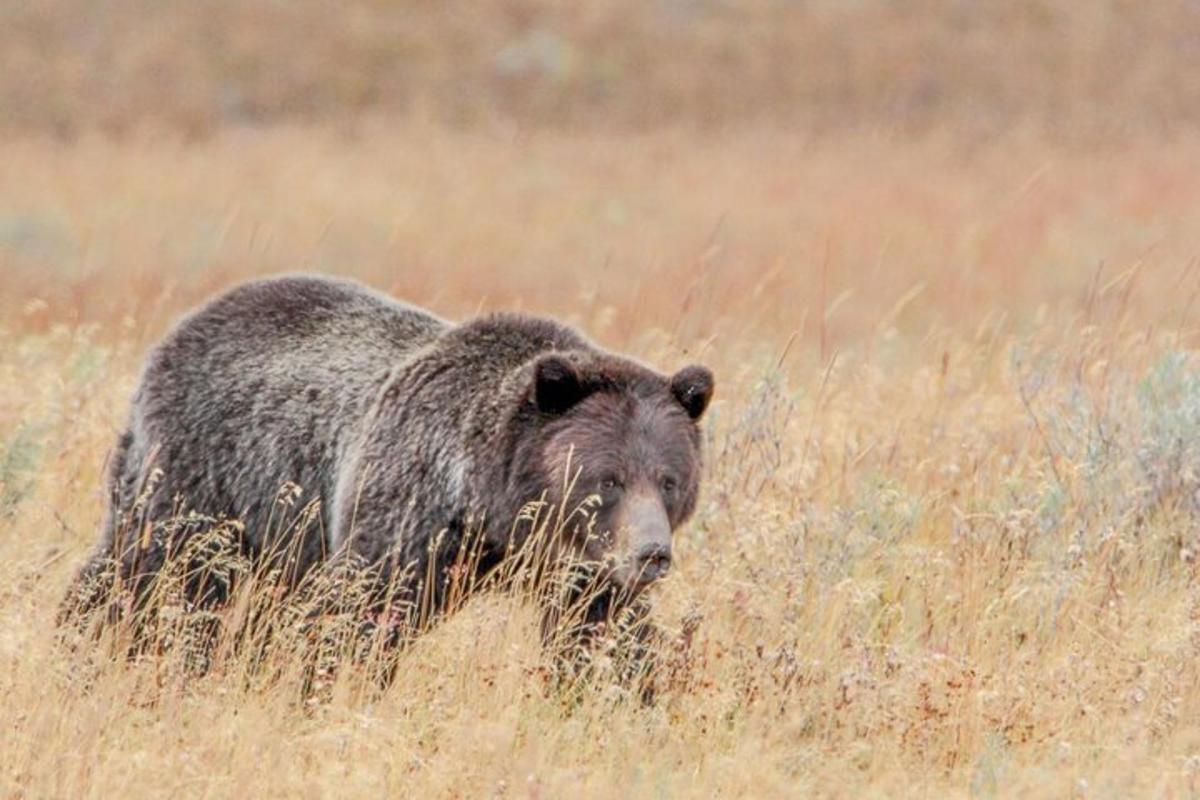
[5,1,1200,796]
[3,125,1200,797]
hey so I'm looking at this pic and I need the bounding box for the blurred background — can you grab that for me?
[4,0,1200,354]
[5,0,1200,139]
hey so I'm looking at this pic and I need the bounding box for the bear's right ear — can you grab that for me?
[670,364,714,420]
[532,354,591,416]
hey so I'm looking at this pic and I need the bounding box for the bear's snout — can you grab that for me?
[633,543,672,585]
[612,488,673,589]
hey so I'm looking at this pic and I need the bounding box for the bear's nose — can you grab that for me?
[634,544,672,584]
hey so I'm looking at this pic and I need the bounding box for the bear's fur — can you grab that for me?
[62,274,714,689]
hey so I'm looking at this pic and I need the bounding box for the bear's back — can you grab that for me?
[118,275,450,553]
[155,274,444,371]
[137,274,446,409]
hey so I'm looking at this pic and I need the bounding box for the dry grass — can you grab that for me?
[3,124,1200,797]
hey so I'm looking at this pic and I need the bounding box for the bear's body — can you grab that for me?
[101,276,448,584]
[66,274,713,680]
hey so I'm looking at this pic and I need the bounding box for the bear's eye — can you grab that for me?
[598,475,622,493]
[660,476,678,494]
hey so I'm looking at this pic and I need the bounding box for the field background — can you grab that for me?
[4,1,1200,797]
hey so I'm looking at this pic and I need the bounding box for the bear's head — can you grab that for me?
[512,351,714,593]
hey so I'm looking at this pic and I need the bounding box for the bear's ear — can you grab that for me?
[669,365,714,420]
[532,354,592,416]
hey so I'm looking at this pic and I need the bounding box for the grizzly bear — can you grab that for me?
[62,274,713,691]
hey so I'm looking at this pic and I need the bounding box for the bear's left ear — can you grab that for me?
[669,365,714,420]
[532,353,594,416]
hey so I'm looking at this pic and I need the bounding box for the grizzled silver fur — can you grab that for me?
[64,274,714,687]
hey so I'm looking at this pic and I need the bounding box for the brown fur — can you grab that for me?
[62,274,714,697]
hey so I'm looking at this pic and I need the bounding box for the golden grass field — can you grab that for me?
[3,125,1200,798]
[5,3,1200,797]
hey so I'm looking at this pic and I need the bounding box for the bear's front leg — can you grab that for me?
[538,585,664,706]
[298,532,484,698]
